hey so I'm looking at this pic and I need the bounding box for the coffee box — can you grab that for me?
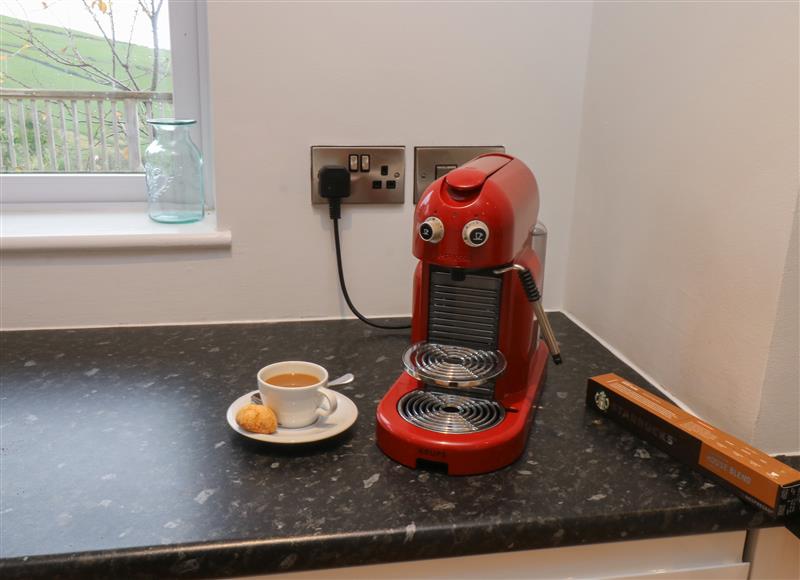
[586,373,800,519]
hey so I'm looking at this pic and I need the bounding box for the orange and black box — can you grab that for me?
[587,373,800,519]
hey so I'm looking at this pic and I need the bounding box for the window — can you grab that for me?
[0,0,209,204]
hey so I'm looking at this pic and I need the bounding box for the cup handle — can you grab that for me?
[316,388,338,419]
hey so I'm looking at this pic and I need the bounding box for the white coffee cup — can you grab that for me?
[257,361,338,428]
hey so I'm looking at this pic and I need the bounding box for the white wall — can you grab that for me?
[564,2,799,452]
[753,198,799,453]
[0,1,592,329]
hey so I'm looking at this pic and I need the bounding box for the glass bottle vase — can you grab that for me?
[144,119,204,223]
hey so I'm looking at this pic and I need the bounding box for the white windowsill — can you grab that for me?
[0,203,231,252]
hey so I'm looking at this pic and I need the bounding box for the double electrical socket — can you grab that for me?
[310,145,505,205]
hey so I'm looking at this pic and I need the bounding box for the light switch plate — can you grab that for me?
[414,146,505,203]
[311,146,405,205]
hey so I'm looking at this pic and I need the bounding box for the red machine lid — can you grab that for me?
[444,154,513,192]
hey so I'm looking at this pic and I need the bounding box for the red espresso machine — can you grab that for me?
[376,154,562,475]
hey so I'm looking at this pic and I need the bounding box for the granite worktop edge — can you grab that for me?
[0,497,777,579]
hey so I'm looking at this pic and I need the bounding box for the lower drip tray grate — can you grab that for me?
[397,390,505,434]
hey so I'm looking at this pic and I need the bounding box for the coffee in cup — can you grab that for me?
[265,373,320,388]
[257,361,337,428]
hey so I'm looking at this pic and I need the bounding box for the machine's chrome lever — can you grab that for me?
[494,264,562,365]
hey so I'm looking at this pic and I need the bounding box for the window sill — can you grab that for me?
[0,203,231,252]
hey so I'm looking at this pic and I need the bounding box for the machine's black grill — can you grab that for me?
[428,270,502,349]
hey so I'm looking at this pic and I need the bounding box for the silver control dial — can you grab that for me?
[462,220,489,247]
[419,217,445,243]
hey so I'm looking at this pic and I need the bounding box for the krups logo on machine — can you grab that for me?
[594,390,610,411]
[419,447,446,458]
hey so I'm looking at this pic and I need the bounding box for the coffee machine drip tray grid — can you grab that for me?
[398,390,506,434]
[402,342,507,388]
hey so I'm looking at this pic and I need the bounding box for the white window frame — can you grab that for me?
[0,0,213,208]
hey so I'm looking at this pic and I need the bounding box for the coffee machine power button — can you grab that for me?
[419,217,445,243]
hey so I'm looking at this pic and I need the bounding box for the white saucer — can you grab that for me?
[226,390,358,444]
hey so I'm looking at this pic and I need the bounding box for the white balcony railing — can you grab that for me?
[0,89,173,173]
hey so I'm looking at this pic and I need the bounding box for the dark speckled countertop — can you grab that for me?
[0,314,792,578]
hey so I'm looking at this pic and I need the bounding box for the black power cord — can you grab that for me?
[319,165,411,331]
[332,218,410,330]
